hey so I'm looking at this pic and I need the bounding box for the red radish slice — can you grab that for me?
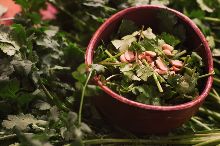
[124,50,135,62]
[150,62,155,68]
[120,54,128,62]
[170,71,175,75]
[145,55,153,63]
[144,51,156,57]
[163,49,173,56]
[138,53,145,60]
[138,60,143,65]
[171,66,181,71]
[162,44,174,51]
[155,57,168,71]
[170,60,183,67]
[155,69,167,75]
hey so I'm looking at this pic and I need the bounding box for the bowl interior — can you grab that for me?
[86,6,213,109]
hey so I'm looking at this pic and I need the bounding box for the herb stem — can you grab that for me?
[194,138,220,146]
[105,50,113,58]
[173,50,187,59]
[104,50,118,62]
[99,51,126,64]
[138,25,144,42]
[153,74,163,92]
[214,58,220,65]
[78,69,93,125]
[191,117,211,130]
[180,55,190,71]
[209,92,220,103]
[198,71,215,79]
[214,77,220,84]
[39,81,69,112]
[212,88,220,99]
[204,17,220,23]
[81,137,208,145]
[83,138,196,145]
[142,59,164,92]
[106,74,121,81]
[199,108,220,121]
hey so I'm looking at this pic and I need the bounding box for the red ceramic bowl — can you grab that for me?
[85,5,213,134]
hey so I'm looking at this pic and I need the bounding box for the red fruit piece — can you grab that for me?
[138,53,145,60]
[163,49,173,56]
[162,44,174,51]
[155,57,168,71]
[124,50,135,62]
[170,60,183,67]
[145,55,153,63]
[120,54,128,63]
[155,69,167,75]
[144,51,156,57]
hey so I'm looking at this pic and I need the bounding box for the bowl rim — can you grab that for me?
[85,5,214,111]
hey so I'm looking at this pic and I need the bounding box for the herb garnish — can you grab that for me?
[94,19,211,106]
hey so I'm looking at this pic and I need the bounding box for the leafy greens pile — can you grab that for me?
[94,18,207,106]
[0,0,220,146]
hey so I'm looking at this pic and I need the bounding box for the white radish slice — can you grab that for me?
[155,57,168,71]
[162,44,174,51]
[124,50,135,62]
[170,60,183,67]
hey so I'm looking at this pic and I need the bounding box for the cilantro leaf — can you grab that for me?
[0,58,14,81]
[0,26,20,56]
[140,38,157,52]
[118,19,138,37]
[0,79,20,99]
[136,64,154,81]
[159,32,180,47]
[2,113,47,131]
